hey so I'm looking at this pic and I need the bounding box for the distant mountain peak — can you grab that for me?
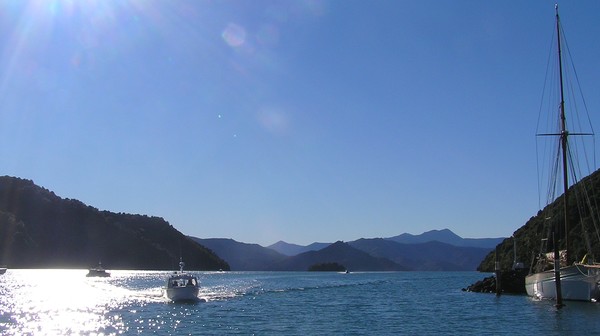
[386,229,503,249]
[267,240,331,256]
[426,228,453,234]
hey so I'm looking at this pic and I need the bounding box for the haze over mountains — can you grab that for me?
[192,230,503,271]
[267,241,331,256]
[0,175,505,271]
[386,229,505,248]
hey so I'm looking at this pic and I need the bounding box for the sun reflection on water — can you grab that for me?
[0,270,252,335]
[0,269,144,335]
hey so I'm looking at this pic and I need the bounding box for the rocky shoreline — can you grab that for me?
[463,269,528,294]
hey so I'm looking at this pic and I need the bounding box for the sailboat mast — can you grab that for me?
[556,5,569,266]
[555,3,566,308]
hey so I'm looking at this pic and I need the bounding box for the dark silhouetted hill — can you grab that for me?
[478,169,600,272]
[0,176,229,270]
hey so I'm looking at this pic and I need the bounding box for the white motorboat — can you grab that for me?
[86,262,110,277]
[164,261,200,302]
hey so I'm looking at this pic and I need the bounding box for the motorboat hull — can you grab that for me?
[164,267,200,302]
[525,264,600,301]
[86,269,110,277]
[165,286,200,302]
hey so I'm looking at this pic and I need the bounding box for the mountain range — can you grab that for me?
[192,231,501,271]
[266,229,502,256]
[387,229,504,248]
[6,167,600,273]
[0,175,505,271]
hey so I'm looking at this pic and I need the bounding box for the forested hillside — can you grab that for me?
[0,176,229,270]
[478,169,600,272]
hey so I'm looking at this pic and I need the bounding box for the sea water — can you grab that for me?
[1,270,599,335]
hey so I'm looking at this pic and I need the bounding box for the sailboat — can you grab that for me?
[524,5,600,304]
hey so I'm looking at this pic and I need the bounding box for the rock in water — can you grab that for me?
[463,269,527,294]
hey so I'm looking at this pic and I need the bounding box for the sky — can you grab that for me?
[1,0,600,246]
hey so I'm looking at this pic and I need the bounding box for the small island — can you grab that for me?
[308,262,347,272]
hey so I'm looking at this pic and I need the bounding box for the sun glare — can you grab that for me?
[2,269,134,335]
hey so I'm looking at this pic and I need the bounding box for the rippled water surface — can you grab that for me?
[2,270,600,335]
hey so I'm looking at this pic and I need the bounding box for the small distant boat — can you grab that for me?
[164,260,200,302]
[86,262,110,277]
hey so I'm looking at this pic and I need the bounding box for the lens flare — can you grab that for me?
[222,23,246,47]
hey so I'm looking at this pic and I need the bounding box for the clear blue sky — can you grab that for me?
[1,1,600,246]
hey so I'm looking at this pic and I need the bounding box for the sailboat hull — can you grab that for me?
[525,264,600,302]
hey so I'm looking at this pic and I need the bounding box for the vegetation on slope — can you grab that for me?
[478,169,600,272]
[0,176,229,270]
